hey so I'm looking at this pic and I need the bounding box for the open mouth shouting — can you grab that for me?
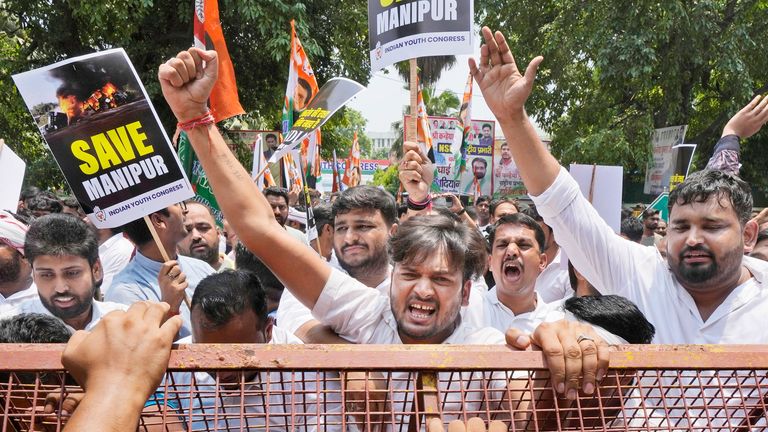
[501,258,524,284]
[407,301,437,324]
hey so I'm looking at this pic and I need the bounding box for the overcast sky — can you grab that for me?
[347,50,499,134]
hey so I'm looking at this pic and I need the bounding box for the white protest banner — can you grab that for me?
[570,164,624,233]
[0,140,26,212]
[12,49,193,228]
[368,0,474,71]
[644,125,688,195]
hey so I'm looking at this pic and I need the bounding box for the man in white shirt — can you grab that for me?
[474,195,492,232]
[276,185,397,342]
[263,186,308,245]
[522,206,572,302]
[177,200,234,271]
[172,270,340,431]
[94,226,134,295]
[0,211,37,307]
[157,47,609,410]
[484,213,558,333]
[469,26,768,427]
[0,214,126,331]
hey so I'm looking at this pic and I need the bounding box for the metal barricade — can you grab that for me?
[1,344,768,431]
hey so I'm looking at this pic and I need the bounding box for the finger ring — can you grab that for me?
[577,334,594,343]
[168,273,176,279]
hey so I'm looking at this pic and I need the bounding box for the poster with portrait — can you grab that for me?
[403,115,494,196]
[12,49,192,229]
[644,125,688,194]
[492,139,527,198]
[223,130,285,188]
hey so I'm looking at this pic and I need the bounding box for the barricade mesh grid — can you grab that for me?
[1,344,767,431]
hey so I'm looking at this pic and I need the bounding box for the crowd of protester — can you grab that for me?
[1,26,768,431]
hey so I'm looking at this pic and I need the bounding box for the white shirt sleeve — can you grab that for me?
[275,288,317,335]
[311,268,389,344]
[531,167,660,299]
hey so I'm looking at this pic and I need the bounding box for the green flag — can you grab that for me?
[177,131,224,227]
[644,192,669,222]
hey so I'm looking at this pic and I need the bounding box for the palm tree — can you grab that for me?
[394,55,457,87]
[388,85,460,158]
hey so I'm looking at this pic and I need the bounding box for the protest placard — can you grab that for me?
[268,78,365,165]
[668,143,697,191]
[0,140,25,212]
[492,139,526,199]
[404,115,494,196]
[12,49,193,228]
[644,125,688,194]
[368,0,474,71]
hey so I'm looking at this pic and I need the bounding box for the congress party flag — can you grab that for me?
[251,134,276,189]
[12,49,193,229]
[416,84,435,163]
[193,0,244,122]
[178,132,224,225]
[341,132,361,188]
[454,72,473,178]
[332,149,341,193]
[269,77,366,164]
[282,20,322,182]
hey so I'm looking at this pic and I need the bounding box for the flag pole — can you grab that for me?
[143,215,192,309]
[407,58,418,143]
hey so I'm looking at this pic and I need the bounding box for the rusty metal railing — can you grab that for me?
[2,344,768,431]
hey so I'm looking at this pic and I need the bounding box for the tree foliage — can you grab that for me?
[0,0,370,189]
[478,0,768,193]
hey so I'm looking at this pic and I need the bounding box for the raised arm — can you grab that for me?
[707,94,768,175]
[157,48,329,308]
[468,27,559,195]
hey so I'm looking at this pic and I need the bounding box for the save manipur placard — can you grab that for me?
[368,0,474,71]
[12,49,193,229]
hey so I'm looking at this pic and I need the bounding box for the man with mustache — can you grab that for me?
[0,214,126,331]
[172,270,341,431]
[157,46,609,409]
[177,200,234,271]
[469,25,768,344]
[276,185,397,341]
[484,213,556,332]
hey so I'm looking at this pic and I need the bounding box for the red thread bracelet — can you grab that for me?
[177,111,215,131]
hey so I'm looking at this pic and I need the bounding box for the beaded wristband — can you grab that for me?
[178,111,215,131]
[407,194,432,211]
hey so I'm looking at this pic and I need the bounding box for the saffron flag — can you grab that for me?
[283,151,304,191]
[193,0,244,122]
[454,73,473,179]
[341,132,361,188]
[282,20,321,182]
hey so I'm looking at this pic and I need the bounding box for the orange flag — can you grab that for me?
[193,0,245,122]
[342,132,361,188]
